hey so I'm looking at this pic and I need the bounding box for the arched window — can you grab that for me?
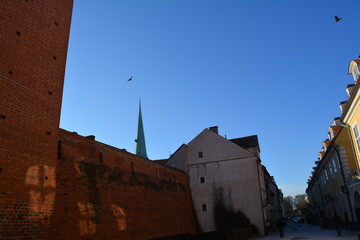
[352,123,360,153]
[352,65,360,82]
[349,61,360,83]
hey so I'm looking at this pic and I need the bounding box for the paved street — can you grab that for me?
[254,224,360,240]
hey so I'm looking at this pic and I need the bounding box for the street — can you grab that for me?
[254,224,360,240]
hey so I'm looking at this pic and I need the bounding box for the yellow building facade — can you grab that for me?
[307,57,360,229]
[341,58,360,223]
[333,125,357,225]
[307,123,355,228]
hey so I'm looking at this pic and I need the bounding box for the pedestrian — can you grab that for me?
[276,218,285,238]
[333,213,342,236]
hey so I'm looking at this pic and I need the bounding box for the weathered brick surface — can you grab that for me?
[0,0,73,239]
[53,130,198,239]
[0,1,199,239]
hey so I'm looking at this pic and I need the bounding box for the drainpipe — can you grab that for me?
[276,188,283,219]
[334,144,356,226]
[255,158,266,234]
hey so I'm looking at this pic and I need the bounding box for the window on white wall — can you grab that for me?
[200,176,205,183]
[353,124,360,152]
[201,204,207,211]
[198,152,203,158]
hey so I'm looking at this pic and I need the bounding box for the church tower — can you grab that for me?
[135,100,148,158]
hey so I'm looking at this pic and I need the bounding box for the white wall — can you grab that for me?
[187,129,265,234]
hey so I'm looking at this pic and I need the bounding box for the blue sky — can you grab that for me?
[60,0,360,197]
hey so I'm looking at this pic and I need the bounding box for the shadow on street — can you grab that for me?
[254,224,360,240]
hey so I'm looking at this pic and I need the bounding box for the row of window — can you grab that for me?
[319,123,360,183]
[197,151,211,212]
[319,156,339,186]
[317,123,360,187]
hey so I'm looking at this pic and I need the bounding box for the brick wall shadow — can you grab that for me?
[47,153,83,239]
[48,143,126,239]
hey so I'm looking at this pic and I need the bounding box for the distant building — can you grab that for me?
[263,166,284,229]
[166,126,282,235]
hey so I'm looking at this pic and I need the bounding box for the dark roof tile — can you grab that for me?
[230,135,259,149]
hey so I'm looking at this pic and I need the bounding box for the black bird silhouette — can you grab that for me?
[335,16,342,22]
[127,76,133,81]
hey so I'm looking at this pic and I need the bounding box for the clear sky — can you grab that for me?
[60,0,360,197]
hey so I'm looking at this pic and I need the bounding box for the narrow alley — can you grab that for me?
[255,224,359,240]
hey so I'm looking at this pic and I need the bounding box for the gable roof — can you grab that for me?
[230,135,259,150]
[169,144,188,158]
[166,144,188,164]
[187,128,257,162]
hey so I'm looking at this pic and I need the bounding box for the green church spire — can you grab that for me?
[135,100,148,158]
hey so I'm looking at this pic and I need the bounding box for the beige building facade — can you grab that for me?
[166,127,282,235]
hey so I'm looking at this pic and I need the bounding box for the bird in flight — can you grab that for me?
[335,16,342,22]
[128,76,133,81]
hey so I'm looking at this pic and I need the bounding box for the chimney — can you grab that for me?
[209,126,218,134]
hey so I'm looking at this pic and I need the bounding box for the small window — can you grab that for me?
[325,169,329,180]
[352,65,360,82]
[201,204,207,211]
[353,124,360,152]
[198,152,203,158]
[329,164,333,178]
[321,175,325,185]
[200,176,205,183]
[336,155,341,170]
[332,158,337,173]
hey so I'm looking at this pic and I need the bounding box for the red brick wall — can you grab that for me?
[54,129,198,239]
[0,1,73,239]
[0,1,199,239]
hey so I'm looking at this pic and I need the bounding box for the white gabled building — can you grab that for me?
[166,126,278,235]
